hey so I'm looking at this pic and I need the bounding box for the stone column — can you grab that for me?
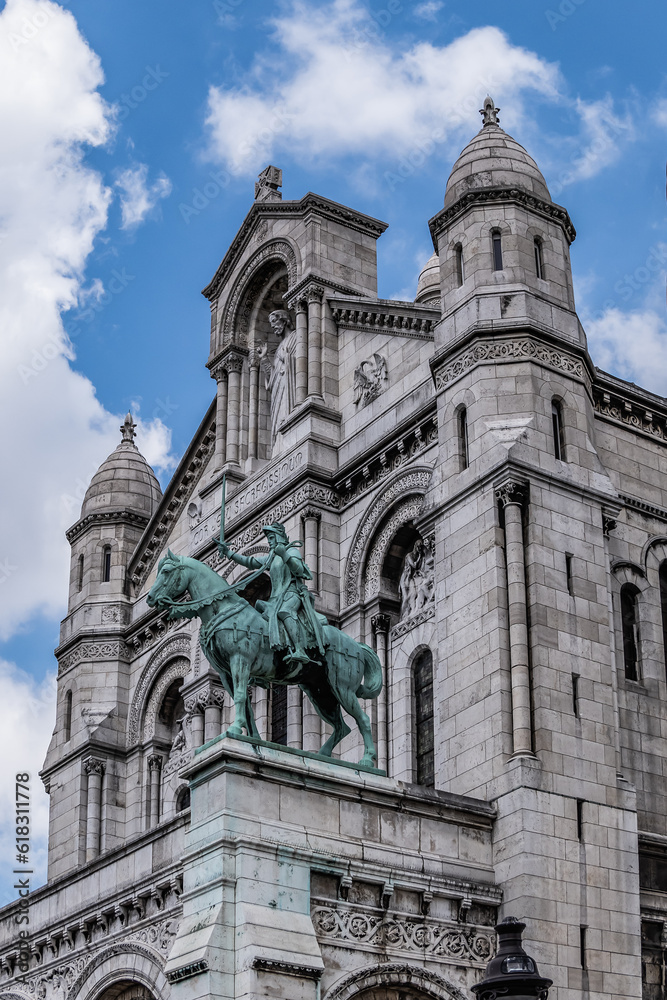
[287,686,303,748]
[84,757,105,861]
[204,699,222,742]
[189,708,204,748]
[496,481,534,758]
[301,507,321,590]
[254,686,270,742]
[295,299,308,405]
[148,755,163,828]
[307,287,323,398]
[372,614,391,773]
[212,364,228,471]
[224,354,244,465]
[248,351,261,461]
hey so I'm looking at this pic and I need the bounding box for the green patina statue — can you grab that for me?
[147,496,382,767]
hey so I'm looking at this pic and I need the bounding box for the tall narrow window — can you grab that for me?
[492,230,503,271]
[102,546,111,583]
[552,399,565,460]
[572,673,580,718]
[77,554,84,592]
[620,583,641,681]
[64,690,72,742]
[565,553,574,596]
[534,237,544,279]
[455,243,464,286]
[579,926,587,969]
[413,649,434,787]
[458,407,469,470]
[271,684,287,745]
[660,562,667,681]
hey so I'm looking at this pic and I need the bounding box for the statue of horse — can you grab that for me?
[147,551,382,767]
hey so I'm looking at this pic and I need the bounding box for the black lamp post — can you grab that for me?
[472,917,553,1000]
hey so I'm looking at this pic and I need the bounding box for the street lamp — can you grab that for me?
[472,917,553,1000]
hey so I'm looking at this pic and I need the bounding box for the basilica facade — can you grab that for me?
[1,98,666,1000]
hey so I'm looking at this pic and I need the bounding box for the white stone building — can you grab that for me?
[1,98,666,1000]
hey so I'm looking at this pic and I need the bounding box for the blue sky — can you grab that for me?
[0,0,665,902]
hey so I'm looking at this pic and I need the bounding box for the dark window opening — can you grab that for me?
[458,407,469,470]
[102,546,111,583]
[534,237,544,279]
[77,554,84,592]
[621,583,641,681]
[455,243,464,286]
[572,673,579,718]
[552,399,565,461]
[414,649,434,787]
[271,684,288,745]
[579,926,587,969]
[576,799,584,840]
[176,787,191,812]
[660,562,667,682]
[492,230,503,271]
[64,690,72,742]
[565,553,574,596]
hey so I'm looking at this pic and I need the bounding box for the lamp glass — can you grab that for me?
[502,956,536,974]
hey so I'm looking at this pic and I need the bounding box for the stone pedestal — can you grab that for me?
[165,736,501,1000]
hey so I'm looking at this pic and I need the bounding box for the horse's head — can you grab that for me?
[147,549,189,609]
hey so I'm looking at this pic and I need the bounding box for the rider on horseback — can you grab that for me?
[217,522,326,666]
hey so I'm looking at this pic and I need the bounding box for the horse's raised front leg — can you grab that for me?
[225,654,251,736]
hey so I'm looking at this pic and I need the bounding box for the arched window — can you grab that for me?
[620,583,641,681]
[660,562,667,680]
[455,243,464,286]
[102,545,111,583]
[271,684,287,745]
[413,649,434,787]
[458,407,469,470]
[64,690,72,742]
[552,399,565,460]
[77,554,84,592]
[534,237,544,279]
[492,230,503,271]
[176,786,191,812]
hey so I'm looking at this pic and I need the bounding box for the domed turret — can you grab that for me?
[81,413,162,519]
[66,414,162,612]
[444,97,551,209]
[415,252,441,307]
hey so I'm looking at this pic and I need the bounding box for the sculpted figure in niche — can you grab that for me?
[259,309,296,449]
[399,536,435,619]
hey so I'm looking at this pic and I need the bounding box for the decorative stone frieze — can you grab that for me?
[323,964,470,1000]
[390,604,435,640]
[57,640,131,676]
[330,302,436,339]
[428,185,576,244]
[127,636,192,746]
[594,385,667,444]
[433,337,584,391]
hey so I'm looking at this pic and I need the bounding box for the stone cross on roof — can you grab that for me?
[120,411,137,444]
[479,96,501,128]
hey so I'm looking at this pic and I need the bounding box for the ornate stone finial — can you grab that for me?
[254,165,283,202]
[120,412,137,444]
[479,95,500,128]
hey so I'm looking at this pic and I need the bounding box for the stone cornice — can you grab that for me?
[593,374,667,445]
[127,400,216,593]
[66,509,150,544]
[428,186,576,248]
[285,273,365,307]
[330,296,438,339]
[202,192,387,301]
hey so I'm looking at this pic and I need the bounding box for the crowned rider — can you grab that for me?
[217,522,325,666]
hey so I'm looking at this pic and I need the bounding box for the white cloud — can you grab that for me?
[653,97,667,129]
[0,0,175,641]
[0,660,55,905]
[414,1,444,21]
[205,2,563,176]
[115,162,172,229]
[550,95,634,194]
[586,307,667,396]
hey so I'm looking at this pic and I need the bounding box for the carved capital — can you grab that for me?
[307,285,324,303]
[147,754,163,772]
[210,363,228,384]
[371,613,391,635]
[495,479,528,508]
[248,350,261,369]
[301,506,322,523]
[295,296,308,314]
[223,354,244,375]
[84,757,105,776]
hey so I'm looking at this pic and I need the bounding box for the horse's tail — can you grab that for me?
[355,643,383,699]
